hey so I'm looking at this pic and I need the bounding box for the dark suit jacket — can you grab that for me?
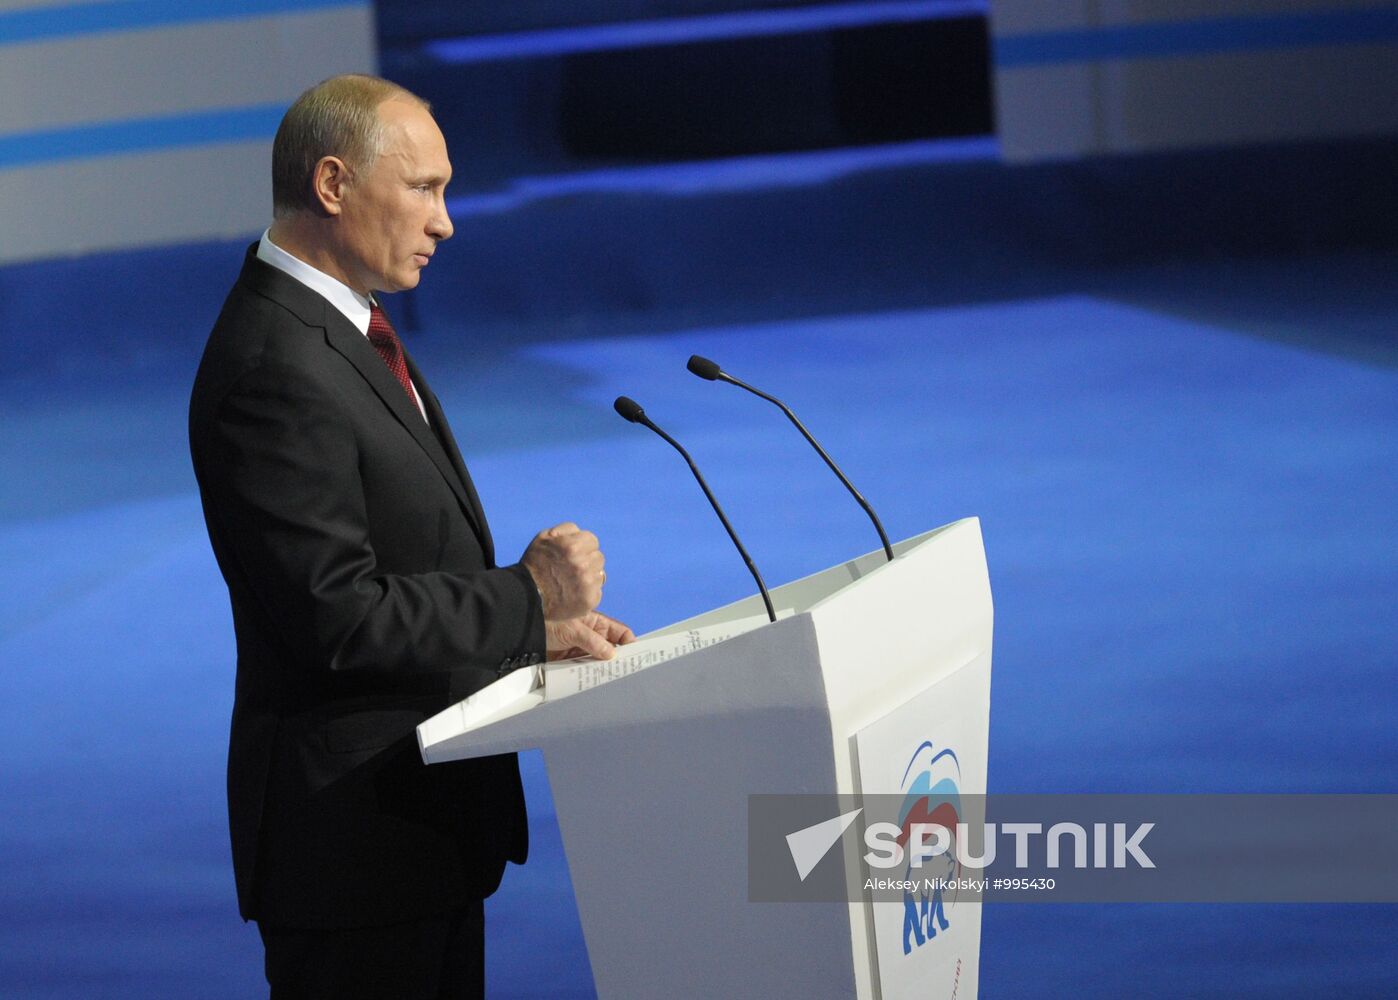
[189,247,543,929]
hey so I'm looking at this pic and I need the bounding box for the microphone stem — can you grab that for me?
[723,374,895,562]
[645,420,778,623]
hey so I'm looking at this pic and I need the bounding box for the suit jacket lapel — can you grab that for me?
[321,316,488,547]
[404,351,497,568]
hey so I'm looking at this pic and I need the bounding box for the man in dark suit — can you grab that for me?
[189,75,632,998]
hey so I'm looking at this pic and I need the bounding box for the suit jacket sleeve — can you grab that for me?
[197,358,544,676]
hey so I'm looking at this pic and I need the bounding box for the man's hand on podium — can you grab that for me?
[546,611,636,661]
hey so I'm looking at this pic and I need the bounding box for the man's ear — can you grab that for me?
[311,156,351,217]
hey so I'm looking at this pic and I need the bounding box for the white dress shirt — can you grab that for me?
[257,230,428,422]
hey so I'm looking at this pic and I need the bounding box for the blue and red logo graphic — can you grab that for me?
[896,740,961,954]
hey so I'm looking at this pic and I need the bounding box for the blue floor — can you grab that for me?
[2,231,1396,992]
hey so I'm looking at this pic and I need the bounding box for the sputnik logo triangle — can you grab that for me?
[786,808,863,881]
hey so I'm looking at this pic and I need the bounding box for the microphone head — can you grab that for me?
[686,355,722,381]
[613,396,646,423]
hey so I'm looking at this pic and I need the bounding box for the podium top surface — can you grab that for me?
[419,517,991,763]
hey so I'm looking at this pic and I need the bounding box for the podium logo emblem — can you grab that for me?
[896,741,962,954]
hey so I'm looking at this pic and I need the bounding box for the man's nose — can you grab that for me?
[427,190,453,241]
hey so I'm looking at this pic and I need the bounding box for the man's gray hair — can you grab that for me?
[271,74,430,217]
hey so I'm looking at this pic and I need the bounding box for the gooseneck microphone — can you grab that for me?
[613,396,777,623]
[687,355,895,562]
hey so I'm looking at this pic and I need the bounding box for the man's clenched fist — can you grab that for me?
[521,522,605,621]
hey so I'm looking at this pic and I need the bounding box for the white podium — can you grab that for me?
[419,517,994,999]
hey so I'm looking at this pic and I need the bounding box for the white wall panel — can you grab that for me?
[0,1,374,263]
[990,0,1398,160]
[0,140,271,262]
[0,7,375,134]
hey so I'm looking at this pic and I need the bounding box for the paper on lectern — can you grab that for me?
[546,614,771,698]
[448,615,772,735]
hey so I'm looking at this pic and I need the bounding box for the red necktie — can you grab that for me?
[367,304,419,412]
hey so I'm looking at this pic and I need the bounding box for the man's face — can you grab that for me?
[336,99,454,295]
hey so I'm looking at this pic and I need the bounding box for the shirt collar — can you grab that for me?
[256,229,373,336]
